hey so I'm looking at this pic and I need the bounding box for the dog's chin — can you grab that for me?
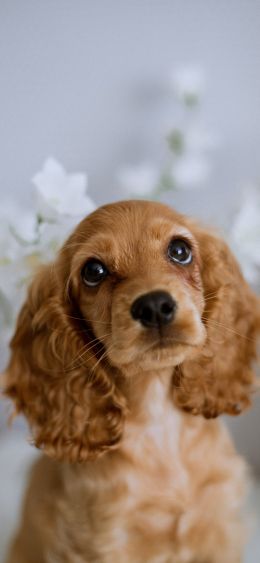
[136,342,196,371]
[109,340,197,372]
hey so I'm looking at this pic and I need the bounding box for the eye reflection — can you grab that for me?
[168,239,193,265]
[81,259,108,287]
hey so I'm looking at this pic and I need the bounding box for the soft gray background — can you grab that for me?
[1,0,260,214]
[1,1,260,470]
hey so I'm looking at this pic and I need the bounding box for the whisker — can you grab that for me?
[201,317,257,343]
[203,295,220,304]
[90,343,115,374]
[42,333,112,375]
[72,343,111,368]
[45,324,90,337]
[197,290,228,307]
[65,314,112,326]
[204,290,220,299]
[68,333,112,369]
[142,339,161,355]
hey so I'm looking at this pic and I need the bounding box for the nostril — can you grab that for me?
[160,302,174,316]
[142,305,155,325]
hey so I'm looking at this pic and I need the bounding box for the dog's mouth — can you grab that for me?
[132,333,198,368]
[149,335,196,350]
[129,319,207,369]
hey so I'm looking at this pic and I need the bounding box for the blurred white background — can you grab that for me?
[0,1,260,560]
[1,0,260,216]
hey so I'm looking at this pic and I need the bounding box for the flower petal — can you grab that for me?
[32,157,95,218]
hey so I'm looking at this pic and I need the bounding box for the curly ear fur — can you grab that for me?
[173,229,260,418]
[4,264,126,462]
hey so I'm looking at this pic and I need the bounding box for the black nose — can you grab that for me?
[131,290,176,328]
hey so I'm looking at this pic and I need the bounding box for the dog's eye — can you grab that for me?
[81,259,108,287]
[168,239,193,265]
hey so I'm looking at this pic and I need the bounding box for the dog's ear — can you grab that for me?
[4,263,126,462]
[173,228,260,418]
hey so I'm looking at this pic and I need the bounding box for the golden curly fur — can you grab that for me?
[4,200,260,562]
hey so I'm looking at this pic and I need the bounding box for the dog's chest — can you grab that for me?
[87,378,195,561]
[61,379,243,562]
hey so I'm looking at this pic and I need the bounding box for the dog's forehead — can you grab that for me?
[72,201,194,272]
[82,201,190,243]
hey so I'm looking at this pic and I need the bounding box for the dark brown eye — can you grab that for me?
[168,239,193,265]
[81,259,108,287]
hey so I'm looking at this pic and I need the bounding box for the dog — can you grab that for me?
[4,200,260,562]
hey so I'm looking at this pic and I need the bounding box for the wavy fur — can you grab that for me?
[4,200,260,563]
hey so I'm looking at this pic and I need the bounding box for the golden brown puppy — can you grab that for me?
[4,200,260,563]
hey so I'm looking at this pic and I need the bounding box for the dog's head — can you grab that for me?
[4,201,260,461]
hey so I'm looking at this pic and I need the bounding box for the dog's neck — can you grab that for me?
[121,366,175,422]
[116,365,186,469]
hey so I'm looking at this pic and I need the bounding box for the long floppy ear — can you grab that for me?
[173,228,260,418]
[4,263,126,462]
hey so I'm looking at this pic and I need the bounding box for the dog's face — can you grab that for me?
[5,200,260,461]
[69,201,206,371]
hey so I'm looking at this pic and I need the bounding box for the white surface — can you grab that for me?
[0,432,259,562]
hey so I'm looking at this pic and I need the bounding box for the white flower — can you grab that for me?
[32,157,96,219]
[170,66,205,104]
[0,201,29,262]
[34,216,80,262]
[172,154,210,190]
[230,187,260,283]
[10,212,40,246]
[117,162,160,196]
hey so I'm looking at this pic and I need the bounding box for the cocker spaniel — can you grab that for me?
[4,200,260,563]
